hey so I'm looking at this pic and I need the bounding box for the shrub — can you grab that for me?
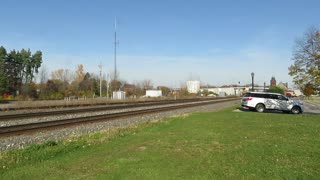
[50,92,64,100]
[208,91,218,96]
[267,86,284,94]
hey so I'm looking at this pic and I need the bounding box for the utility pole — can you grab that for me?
[99,63,103,97]
[106,73,109,99]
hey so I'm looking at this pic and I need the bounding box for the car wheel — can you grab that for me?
[291,106,301,114]
[255,104,265,113]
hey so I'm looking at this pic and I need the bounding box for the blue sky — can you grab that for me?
[1,0,319,87]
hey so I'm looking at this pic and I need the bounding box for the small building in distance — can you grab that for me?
[146,90,162,97]
[112,91,126,100]
[187,81,200,94]
[201,87,243,96]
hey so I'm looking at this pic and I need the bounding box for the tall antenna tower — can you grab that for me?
[114,18,118,81]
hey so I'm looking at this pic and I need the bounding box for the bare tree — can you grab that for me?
[38,66,48,84]
[108,70,121,92]
[75,64,85,83]
[141,79,153,90]
[109,69,120,82]
[36,66,49,94]
[51,69,74,84]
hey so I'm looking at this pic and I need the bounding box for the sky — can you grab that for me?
[0,0,319,88]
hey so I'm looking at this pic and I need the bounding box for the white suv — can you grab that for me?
[241,92,304,114]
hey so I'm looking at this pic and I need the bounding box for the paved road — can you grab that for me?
[303,101,320,114]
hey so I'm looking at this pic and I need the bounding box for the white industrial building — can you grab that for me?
[293,89,303,96]
[113,91,126,100]
[201,87,244,96]
[187,81,200,94]
[146,90,162,97]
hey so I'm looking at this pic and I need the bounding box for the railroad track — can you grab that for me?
[0,97,221,111]
[0,97,239,137]
[0,97,233,121]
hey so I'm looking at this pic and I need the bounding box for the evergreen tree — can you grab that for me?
[0,46,8,94]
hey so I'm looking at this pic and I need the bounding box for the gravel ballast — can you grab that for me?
[0,100,239,151]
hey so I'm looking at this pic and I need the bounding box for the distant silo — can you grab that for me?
[187,81,200,94]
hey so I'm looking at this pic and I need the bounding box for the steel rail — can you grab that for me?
[0,97,215,111]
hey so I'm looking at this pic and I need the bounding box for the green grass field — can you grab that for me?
[1,107,320,179]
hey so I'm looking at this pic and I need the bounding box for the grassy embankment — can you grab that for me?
[1,107,319,179]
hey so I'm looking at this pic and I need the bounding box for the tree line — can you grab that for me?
[39,67,173,100]
[0,46,175,100]
[0,46,42,98]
